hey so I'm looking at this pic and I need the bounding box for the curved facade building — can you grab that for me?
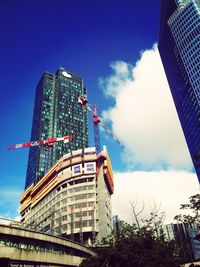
[0,224,95,267]
[20,146,113,246]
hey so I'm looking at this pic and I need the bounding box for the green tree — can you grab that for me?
[80,215,182,267]
[174,194,200,227]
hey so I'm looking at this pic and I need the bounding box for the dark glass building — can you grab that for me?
[163,223,200,261]
[25,67,88,189]
[158,0,200,182]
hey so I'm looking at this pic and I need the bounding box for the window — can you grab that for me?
[62,215,67,221]
[85,162,95,172]
[72,164,81,174]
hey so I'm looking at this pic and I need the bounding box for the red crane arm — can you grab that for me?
[8,135,73,150]
[78,96,98,117]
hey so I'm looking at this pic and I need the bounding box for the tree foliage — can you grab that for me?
[80,213,182,267]
[174,194,200,227]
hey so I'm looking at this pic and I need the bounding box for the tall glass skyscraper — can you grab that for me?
[25,67,88,189]
[158,0,200,182]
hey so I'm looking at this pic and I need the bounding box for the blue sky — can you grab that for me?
[0,0,199,222]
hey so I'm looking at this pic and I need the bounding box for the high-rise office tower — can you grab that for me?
[25,67,88,189]
[158,0,200,181]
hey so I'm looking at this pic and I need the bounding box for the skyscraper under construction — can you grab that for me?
[25,67,88,189]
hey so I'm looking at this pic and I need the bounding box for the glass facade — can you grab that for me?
[187,228,200,260]
[25,68,88,189]
[163,223,199,261]
[158,0,200,182]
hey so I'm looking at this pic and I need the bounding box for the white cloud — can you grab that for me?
[112,171,199,224]
[0,188,22,220]
[100,44,193,170]
[100,44,200,225]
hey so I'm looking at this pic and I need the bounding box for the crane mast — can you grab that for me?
[78,96,122,153]
[93,105,101,154]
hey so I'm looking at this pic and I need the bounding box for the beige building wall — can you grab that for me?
[20,146,114,246]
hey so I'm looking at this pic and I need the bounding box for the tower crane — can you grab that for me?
[78,96,122,154]
[8,135,73,150]
[8,135,73,173]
